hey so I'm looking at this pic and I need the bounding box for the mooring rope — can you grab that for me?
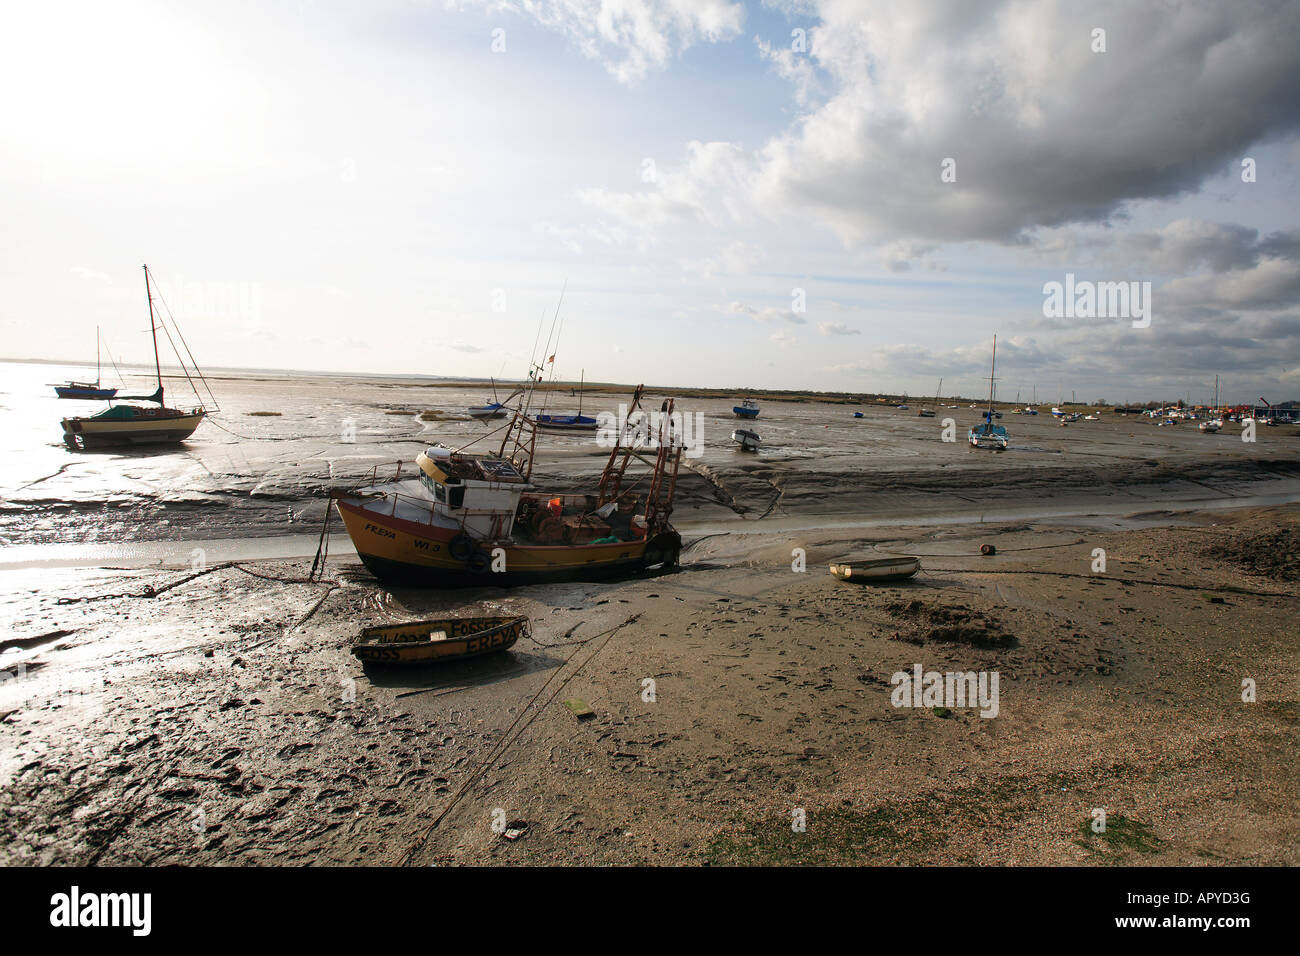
[396,613,641,865]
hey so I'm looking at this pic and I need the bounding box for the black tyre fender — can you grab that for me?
[449,534,472,562]
[468,549,491,573]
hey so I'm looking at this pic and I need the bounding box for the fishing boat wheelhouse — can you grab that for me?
[332,384,684,586]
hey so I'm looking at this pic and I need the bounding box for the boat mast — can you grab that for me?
[95,325,101,387]
[144,264,162,391]
[578,368,584,418]
[987,335,997,416]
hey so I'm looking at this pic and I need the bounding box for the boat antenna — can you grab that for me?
[532,283,567,417]
[95,325,101,387]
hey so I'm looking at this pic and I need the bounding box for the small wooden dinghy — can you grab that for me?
[829,554,920,583]
[732,428,760,451]
[351,615,529,664]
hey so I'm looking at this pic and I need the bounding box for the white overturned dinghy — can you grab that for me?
[829,554,921,583]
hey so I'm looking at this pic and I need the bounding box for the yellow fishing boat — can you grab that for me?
[331,383,684,587]
[351,615,528,664]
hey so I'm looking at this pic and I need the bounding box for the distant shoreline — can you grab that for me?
[4,356,1287,410]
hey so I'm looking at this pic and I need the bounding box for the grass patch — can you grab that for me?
[1075,814,1164,859]
[246,411,282,417]
[704,804,943,866]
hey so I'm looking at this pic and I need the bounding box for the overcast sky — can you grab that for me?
[2,0,1298,404]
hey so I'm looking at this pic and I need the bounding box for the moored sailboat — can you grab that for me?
[467,378,520,420]
[968,335,1009,450]
[59,265,212,450]
[534,368,598,431]
[51,327,118,400]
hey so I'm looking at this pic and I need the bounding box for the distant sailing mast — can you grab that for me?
[967,334,1009,450]
[51,325,120,399]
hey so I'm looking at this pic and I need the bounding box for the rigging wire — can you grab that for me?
[147,269,221,411]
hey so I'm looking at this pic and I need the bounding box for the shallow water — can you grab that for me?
[2,360,1296,552]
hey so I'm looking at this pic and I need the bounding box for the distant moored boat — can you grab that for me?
[51,326,118,400]
[968,336,1009,450]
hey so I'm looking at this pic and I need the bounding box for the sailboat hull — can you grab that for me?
[55,386,118,400]
[533,414,597,431]
[61,410,206,448]
[335,497,679,586]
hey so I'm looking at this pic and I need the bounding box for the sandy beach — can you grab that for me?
[2,367,1298,866]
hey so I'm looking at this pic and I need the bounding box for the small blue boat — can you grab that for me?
[534,413,597,431]
[468,402,507,420]
[733,398,760,419]
[467,378,518,419]
[52,327,118,400]
[55,384,119,400]
[853,411,864,418]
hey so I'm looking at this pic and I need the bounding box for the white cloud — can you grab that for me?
[579,140,756,228]
[588,1,1300,247]
[494,0,746,83]
[720,300,805,324]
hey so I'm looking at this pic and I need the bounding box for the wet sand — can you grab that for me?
[2,501,1298,865]
[5,361,1300,552]
[3,365,1299,865]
